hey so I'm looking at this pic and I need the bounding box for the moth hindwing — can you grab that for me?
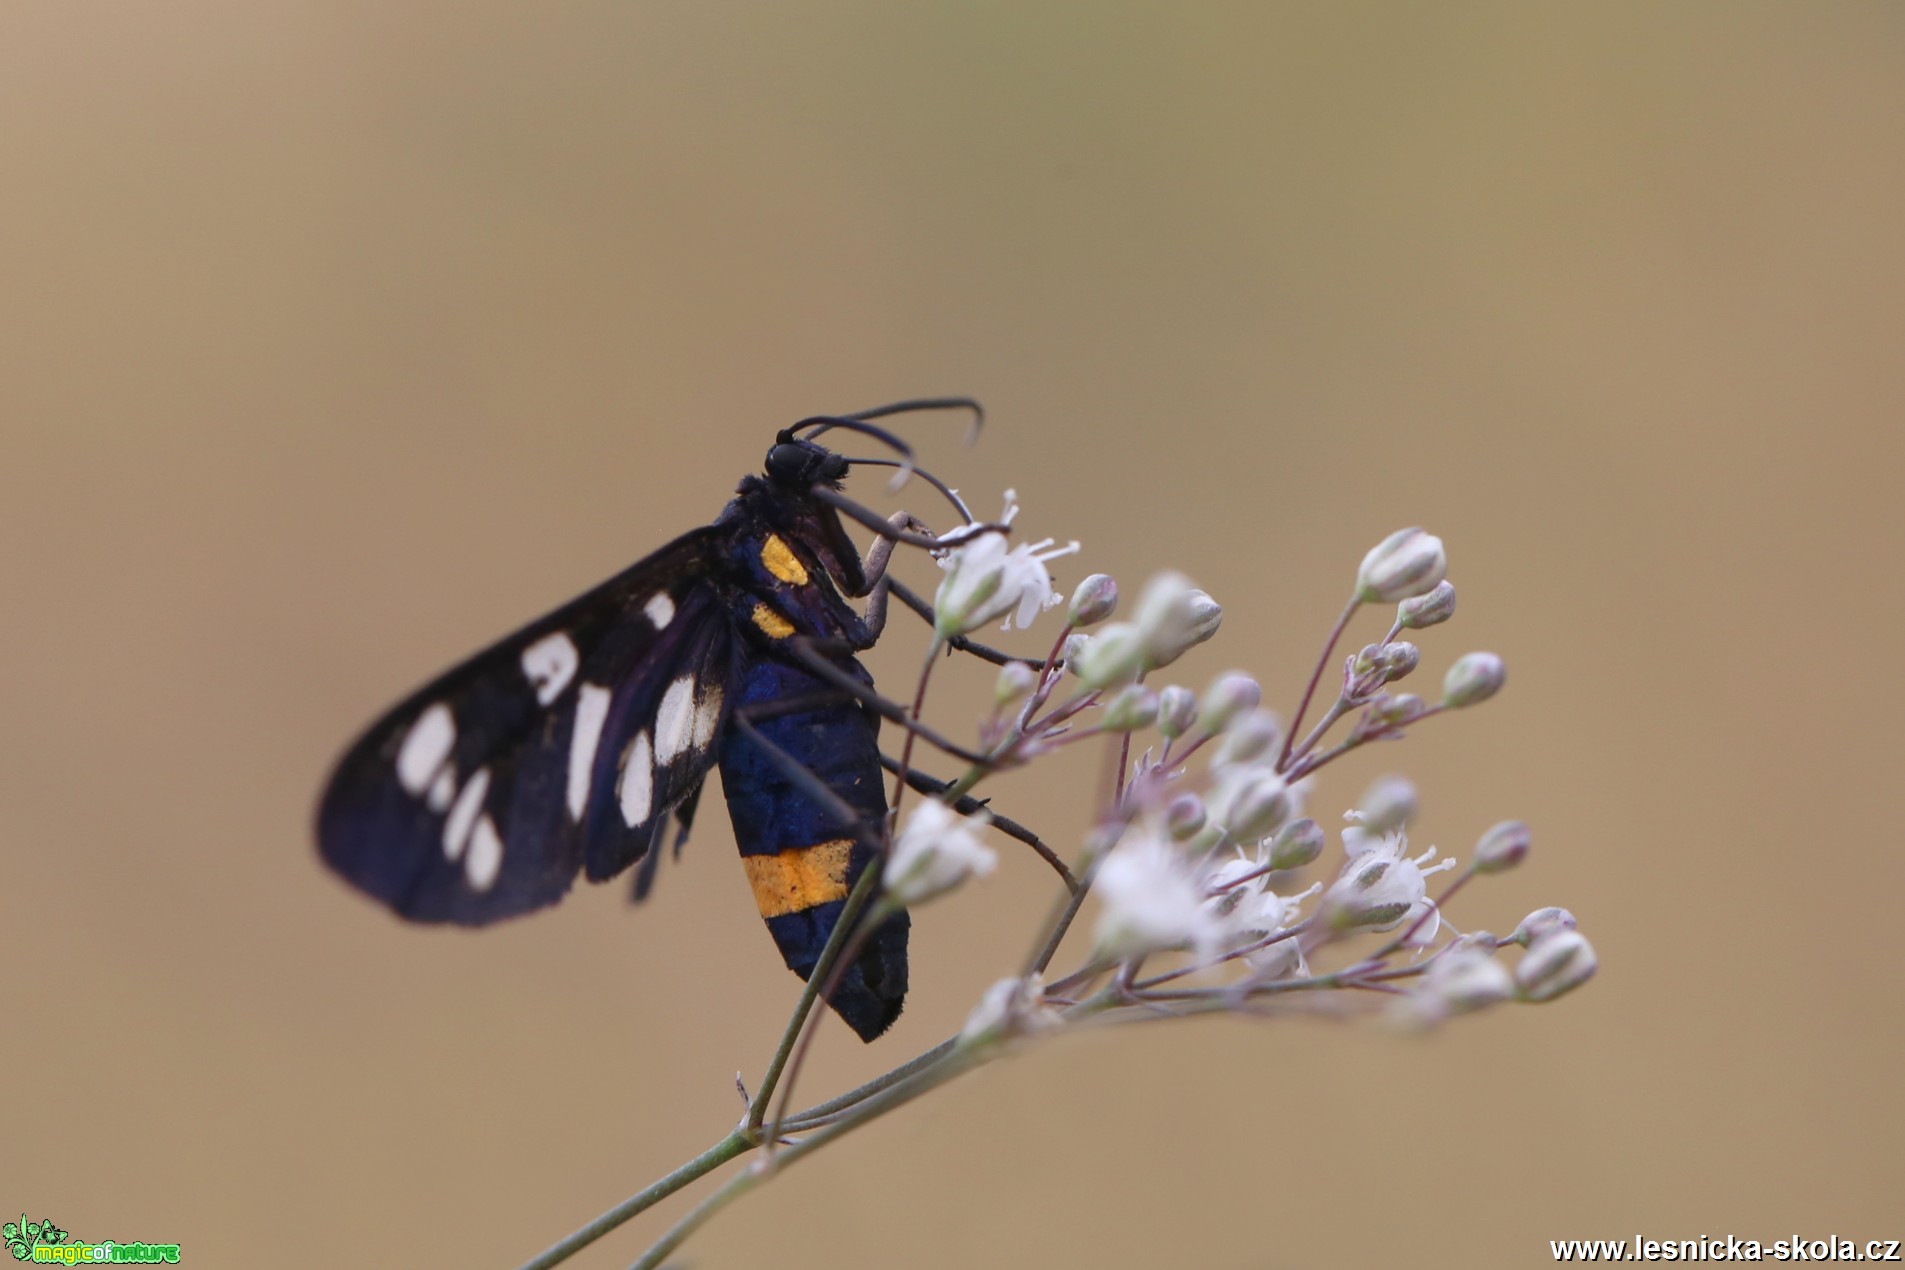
[317,426,928,1040]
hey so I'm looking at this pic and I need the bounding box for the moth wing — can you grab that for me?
[316,529,736,925]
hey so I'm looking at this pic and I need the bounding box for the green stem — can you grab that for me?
[631,1043,985,1270]
[746,863,885,1133]
[512,1131,751,1270]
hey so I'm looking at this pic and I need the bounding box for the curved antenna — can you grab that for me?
[810,485,1010,551]
[845,396,984,445]
[792,397,985,448]
[842,456,975,524]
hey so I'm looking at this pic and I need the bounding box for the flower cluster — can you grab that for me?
[892,503,1593,1041]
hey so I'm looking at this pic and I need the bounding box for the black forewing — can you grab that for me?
[316,528,737,925]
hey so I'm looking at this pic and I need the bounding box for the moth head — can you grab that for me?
[765,434,851,489]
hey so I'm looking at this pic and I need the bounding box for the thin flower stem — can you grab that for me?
[1286,703,1447,782]
[1289,698,1349,766]
[782,1038,956,1129]
[512,1131,751,1270]
[764,891,894,1150]
[888,639,944,823]
[630,1044,986,1270]
[1278,595,1361,771]
[746,865,885,1134]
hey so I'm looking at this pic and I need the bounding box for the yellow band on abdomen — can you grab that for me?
[741,839,855,918]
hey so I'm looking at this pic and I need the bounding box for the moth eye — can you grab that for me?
[765,443,809,481]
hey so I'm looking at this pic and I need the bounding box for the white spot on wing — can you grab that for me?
[654,675,696,763]
[426,769,456,813]
[520,631,580,706]
[396,704,455,794]
[443,766,491,860]
[691,684,724,751]
[618,731,653,827]
[644,592,675,630]
[466,815,504,891]
[567,683,612,821]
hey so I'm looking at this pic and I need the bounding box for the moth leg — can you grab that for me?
[880,754,1078,893]
[861,510,935,637]
[884,576,1047,669]
[784,638,992,765]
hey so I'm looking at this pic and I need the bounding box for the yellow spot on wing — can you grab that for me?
[742,839,854,918]
[760,534,810,586]
[752,602,796,639]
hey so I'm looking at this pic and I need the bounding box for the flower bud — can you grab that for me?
[961,974,1061,1045]
[1101,684,1159,732]
[1134,573,1223,668]
[1068,573,1119,627]
[1268,818,1325,870]
[883,801,997,906]
[1356,775,1418,834]
[1198,671,1262,734]
[1213,710,1281,767]
[1442,651,1506,708]
[1509,906,1577,947]
[1398,580,1457,630]
[1071,622,1146,688]
[1473,820,1531,874]
[1419,940,1515,1014]
[1212,770,1292,842]
[994,661,1038,706]
[1515,929,1598,1002]
[1363,693,1427,731]
[1156,685,1198,738]
[1357,527,1448,603]
[1165,794,1207,842]
[1380,642,1420,683]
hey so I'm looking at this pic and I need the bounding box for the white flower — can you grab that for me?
[1204,850,1317,976]
[883,799,996,906]
[933,493,1079,637]
[1323,830,1457,936]
[1092,831,1225,964]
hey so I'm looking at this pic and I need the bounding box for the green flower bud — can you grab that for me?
[1101,684,1159,732]
[1156,685,1198,738]
[1442,651,1506,708]
[1357,775,1418,834]
[1072,623,1147,688]
[1515,929,1597,1002]
[1213,710,1281,767]
[1357,527,1448,603]
[994,661,1038,706]
[1268,818,1325,870]
[1198,671,1262,734]
[1398,580,1456,630]
[1068,573,1119,627]
[1165,794,1207,842]
[1473,820,1531,874]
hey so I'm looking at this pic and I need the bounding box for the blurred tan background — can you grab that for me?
[5,3,1902,1266]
